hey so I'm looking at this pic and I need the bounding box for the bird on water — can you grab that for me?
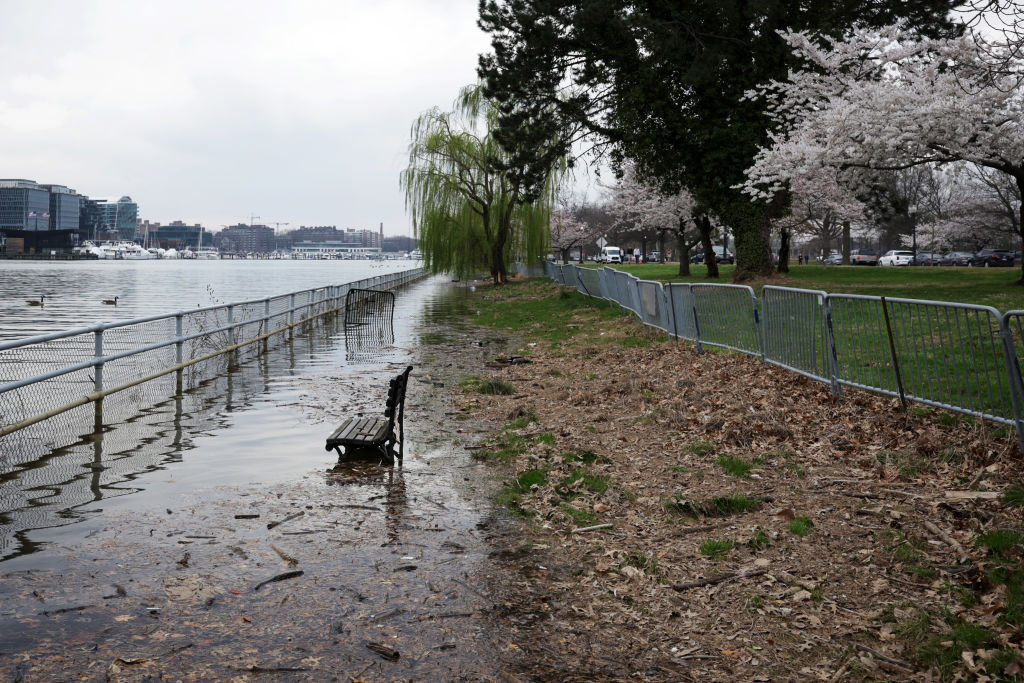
[26,295,44,306]
[102,296,118,305]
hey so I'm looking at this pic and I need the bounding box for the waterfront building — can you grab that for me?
[98,196,139,240]
[0,179,51,231]
[288,225,383,250]
[217,223,275,253]
[152,221,209,251]
[40,185,81,232]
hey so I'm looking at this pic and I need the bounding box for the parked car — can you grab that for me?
[689,246,734,264]
[647,251,661,263]
[938,251,973,266]
[968,249,1015,267]
[913,252,940,266]
[712,246,735,264]
[851,250,879,265]
[823,253,843,266]
[879,250,914,266]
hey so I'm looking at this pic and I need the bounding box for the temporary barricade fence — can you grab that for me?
[0,268,429,459]
[544,263,1024,450]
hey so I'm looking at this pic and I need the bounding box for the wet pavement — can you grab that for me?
[0,279,527,681]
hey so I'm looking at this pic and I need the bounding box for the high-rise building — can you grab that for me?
[98,196,139,240]
[40,185,81,232]
[0,179,52,231]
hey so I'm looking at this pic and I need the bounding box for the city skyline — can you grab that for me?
[0,1,491,238]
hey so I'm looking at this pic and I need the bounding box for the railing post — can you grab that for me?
[175,314,184,395]
[880,297,908,412]
[227,304,235,351]
[93,328,104,429]
[289,293,296,338]
[821,294,842,397]
[263,298,271,351]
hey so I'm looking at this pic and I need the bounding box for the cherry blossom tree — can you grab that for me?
[549,201,603,263]
[602,164,718,277]
[744,24,1024,281]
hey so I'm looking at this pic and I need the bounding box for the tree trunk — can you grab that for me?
[698,213,719,279]
[730,202,774,281]
[842,220,852,266]
[777,228,790,274]
[658,229,667,263]
[1016,173,1024,286]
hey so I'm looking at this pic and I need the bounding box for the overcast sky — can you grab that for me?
[0,1,492,236]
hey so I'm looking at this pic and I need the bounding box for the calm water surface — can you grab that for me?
[0,258,419,342]
[0,262,482,565]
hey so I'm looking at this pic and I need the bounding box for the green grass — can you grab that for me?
[556,469,610,500]
[497,468,549,516]
[787,516,814,537]
[471,279,623,345]
[1003,483,1024,508]
[748,528,772,551]
[610,262,1024,310]
[477,378,517,395]
[894,608,1019,681]
[717,454,754,477]
[667,495,762,518]
[624,553,660,576]
[561,504,597,527]
[698,538,734,559]
[687,440,715,457]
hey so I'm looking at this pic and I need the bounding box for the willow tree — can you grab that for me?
[402,85,560,284]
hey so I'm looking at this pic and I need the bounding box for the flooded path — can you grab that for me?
[0,278,526,681]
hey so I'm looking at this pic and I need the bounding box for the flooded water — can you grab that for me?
[0,271,478,565]
[0,269,527,679]
[0,258,419,343]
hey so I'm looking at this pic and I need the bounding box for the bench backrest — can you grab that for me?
[383,366,413,429]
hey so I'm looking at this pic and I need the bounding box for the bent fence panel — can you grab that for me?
[762,286,835,386]
[692,284,761,358]
[574,266,602,299]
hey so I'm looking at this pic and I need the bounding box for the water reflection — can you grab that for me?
[326,462,407,545]
[344,289,397,363]
[0,276,474,564]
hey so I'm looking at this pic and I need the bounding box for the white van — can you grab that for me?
[599,246,622,264]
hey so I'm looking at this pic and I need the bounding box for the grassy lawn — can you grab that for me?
[602,262,1024,311]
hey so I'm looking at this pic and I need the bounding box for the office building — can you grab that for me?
[0,179,52,231]
[40,185,81,232]
[98,196,138,240]
[217,224,275,253]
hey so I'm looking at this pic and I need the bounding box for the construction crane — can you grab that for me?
[270,221,289,235]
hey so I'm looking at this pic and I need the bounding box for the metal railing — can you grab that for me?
[0,268,427,463]
[539,262,1024,450]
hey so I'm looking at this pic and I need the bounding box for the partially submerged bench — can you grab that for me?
[325,366,412,464]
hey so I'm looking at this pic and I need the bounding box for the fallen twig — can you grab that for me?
[923,520,966,560]
[672,568,766,591]
[853,643,917,671]
[270,544,298,567]
[253,570,304,591]
[366,642,400,661]
[571,523,613,534]
[267,511,305,530]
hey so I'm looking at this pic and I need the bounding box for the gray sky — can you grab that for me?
[0,0,492,236]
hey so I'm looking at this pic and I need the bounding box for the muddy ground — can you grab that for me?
[0,309,528,681]
[2,277,1024,682]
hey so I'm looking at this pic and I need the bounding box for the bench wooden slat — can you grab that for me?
[324,366,412,464]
